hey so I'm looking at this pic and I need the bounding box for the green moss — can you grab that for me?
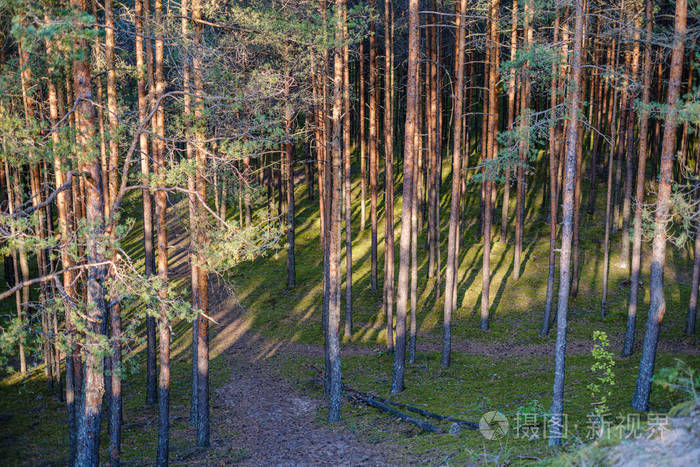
[1,151,698,464]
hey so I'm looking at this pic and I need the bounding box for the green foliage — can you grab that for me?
[587,331,616,421]
[641,176,699,249]
[516,398,546,417]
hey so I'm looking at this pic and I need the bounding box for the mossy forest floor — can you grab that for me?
[1,151,698,465]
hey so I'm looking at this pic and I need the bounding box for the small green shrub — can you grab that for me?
[587,331,616,423]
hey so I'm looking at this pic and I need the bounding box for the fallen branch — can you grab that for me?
[306,364,477,433]
[345,385,478,430]
[345,391,441,433]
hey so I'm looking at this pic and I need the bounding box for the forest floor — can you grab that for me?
[182,283,418,466]
[1,150,699,465]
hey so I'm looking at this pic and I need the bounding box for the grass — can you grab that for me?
[0,139,698,464]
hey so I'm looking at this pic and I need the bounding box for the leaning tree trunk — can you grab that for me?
[632,0,687,412]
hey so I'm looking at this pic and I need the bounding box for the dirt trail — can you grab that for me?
[174,281,406,466]
[209,334,397,466]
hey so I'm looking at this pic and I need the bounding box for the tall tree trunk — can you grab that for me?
[408,79,420,363]
[180,0,201,427]
[441,0,467,366]
[619,14,642,271]
[285,81,297,288]
[601,21,622,318]
[632,0,687,412]
[369,0,379,291]
[623,0,653,356]
[541,6,560,336]
[480,0,500,330]
[343,12,353,338]
[359,41,367,231]
[514,0,532,281]
[153,0,171,462]
[104,0,122,461]
[71,0,108,461]
[136,0,158,407]
[550,0,584,446]
[45,28,78,455]
[391,0,418,393]
[383,0,395,351]
[500,0,518,244]
[326,0,345,422]
[191,0,210,447]
[20,37,52,380]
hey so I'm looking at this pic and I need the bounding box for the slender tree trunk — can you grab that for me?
[191,0,210,446]
[179,0,201,427]
[103,0,122,461]
[620,18,642,271]
[601,32,621,318]
[541,7,560,336]
[369,0,379,291]
[550,0,584,446]
[632,0,686,412]
[383,0,395,351]
[343,12,353,338]
[359,41,367,232]
[587,37,605,216]
[570,107,584,296]
[623,0,653,356]
[408,84,420,363]
[285,82,297,288]
[500,0,518,244]
[135,0,158,407]
[391,0,418,393]
[480,0,500,330]
[326,0,345,421]
[514,0,532,281]
[17,55,37,380]
[613,45,632,235]
[20,38,52,380]
[152,0,171,462]
[441,0,467,366]
[45,29,78,453]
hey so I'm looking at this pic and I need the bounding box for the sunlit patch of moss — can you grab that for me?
[278,349,700,464]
